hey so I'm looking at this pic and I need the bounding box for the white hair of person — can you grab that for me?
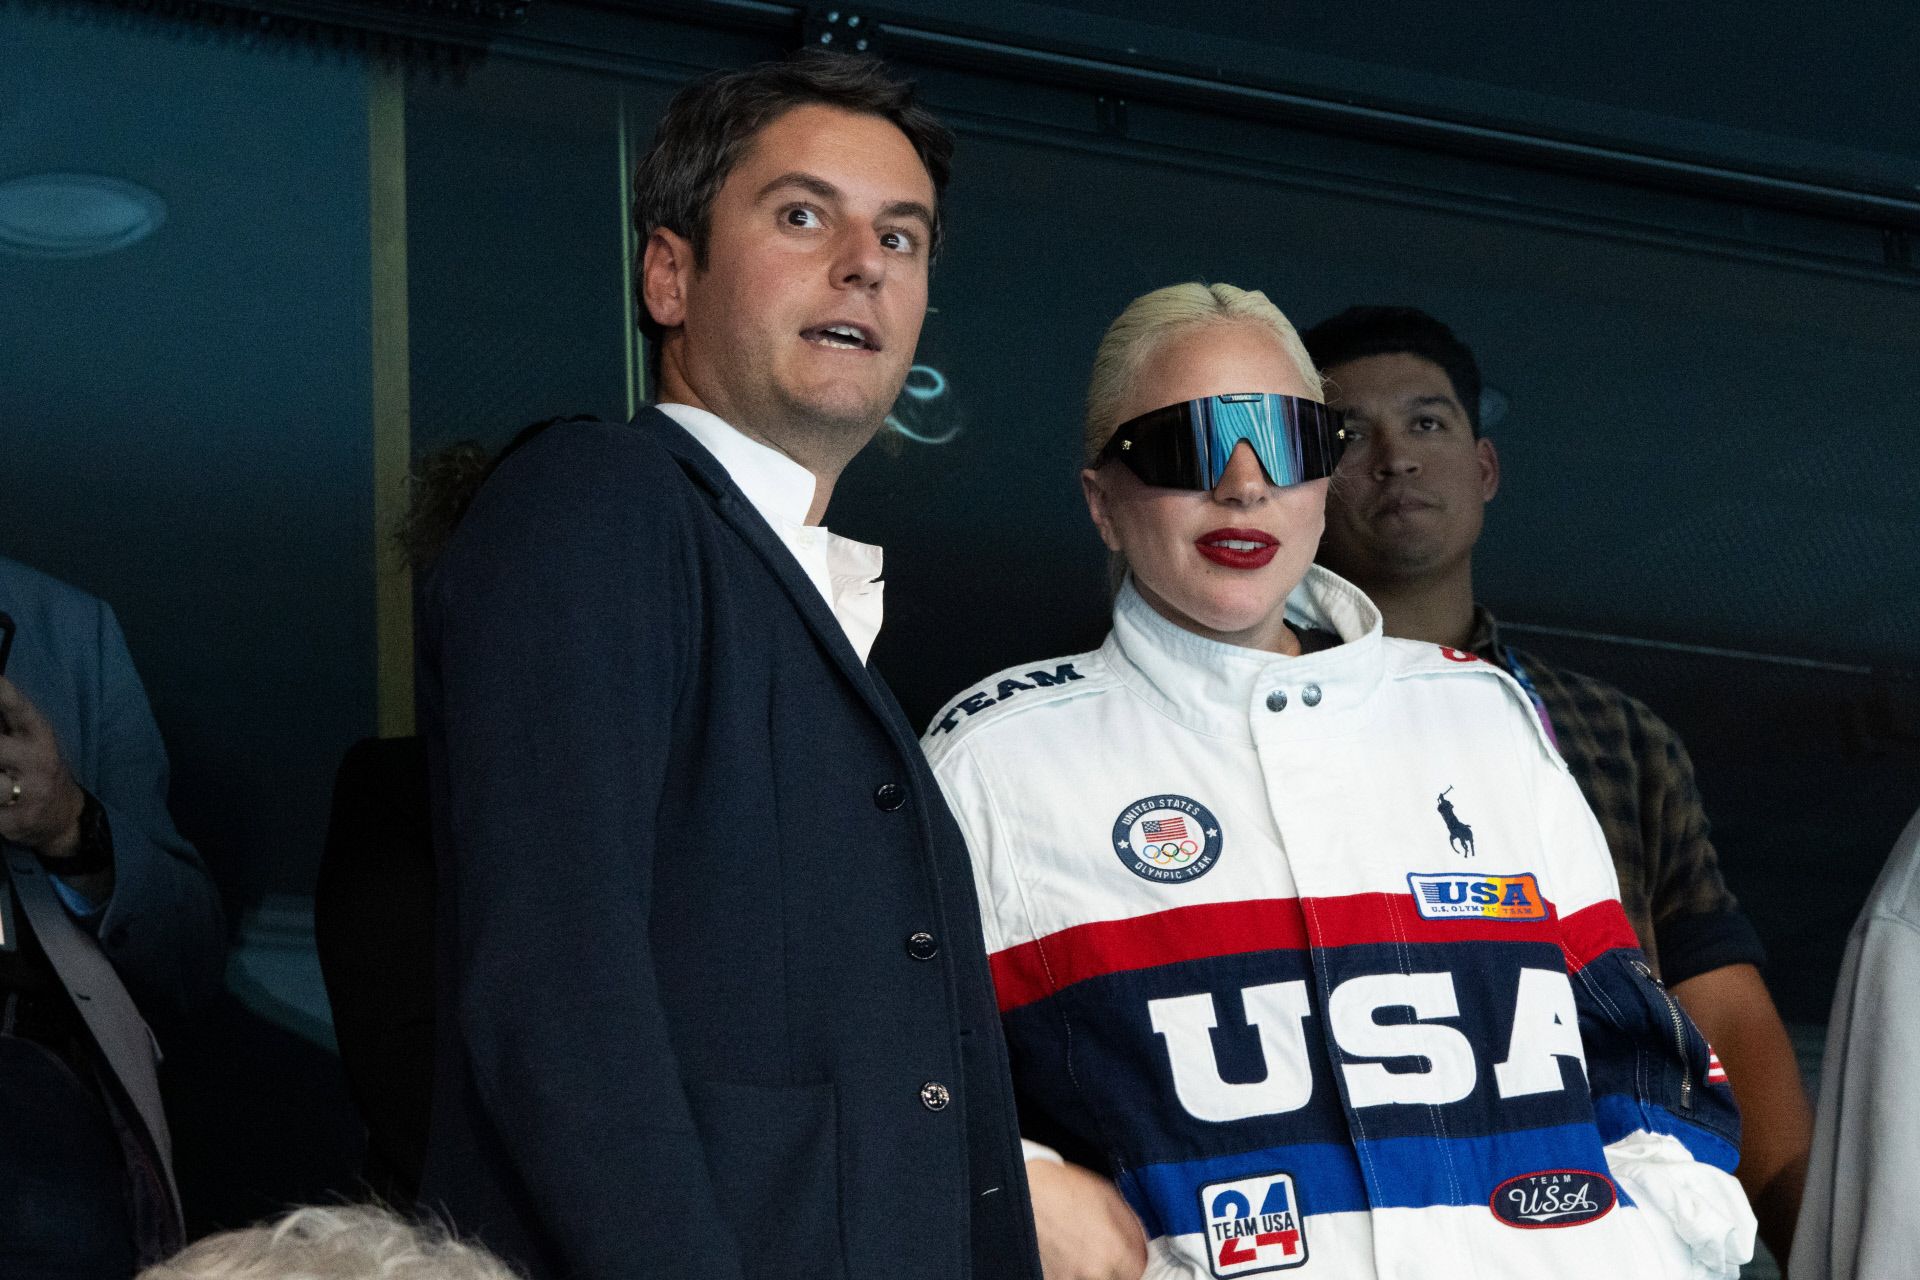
[1081,281,1323,466]
[138,1205,522,1280]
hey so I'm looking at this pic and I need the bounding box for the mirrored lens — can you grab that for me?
[1103,393,1345,490]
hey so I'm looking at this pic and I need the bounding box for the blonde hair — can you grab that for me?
[139,1206,521,1280]
[1082,282,1322,467]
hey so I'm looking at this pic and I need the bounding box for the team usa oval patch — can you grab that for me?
[1113,794,1222,884]
[1489,1169,1616,1229]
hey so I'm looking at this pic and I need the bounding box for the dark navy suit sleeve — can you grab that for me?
[79,598,226,1025]
[426,426,750,1280]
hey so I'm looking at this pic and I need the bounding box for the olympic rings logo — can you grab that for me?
[1139,839,1200,865]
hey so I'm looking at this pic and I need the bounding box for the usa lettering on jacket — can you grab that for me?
[1153,965,1584,1122]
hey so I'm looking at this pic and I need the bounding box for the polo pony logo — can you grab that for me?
[1437,787,1475,857]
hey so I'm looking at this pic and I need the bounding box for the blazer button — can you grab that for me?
[906,931,939,961]
[920,1081,951,1111]
[874,782,906,811]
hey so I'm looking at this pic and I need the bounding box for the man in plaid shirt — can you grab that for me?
[1304,305,1812,1268]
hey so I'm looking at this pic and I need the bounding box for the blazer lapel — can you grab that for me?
[4,851,182,1223]
[642,411,905,732]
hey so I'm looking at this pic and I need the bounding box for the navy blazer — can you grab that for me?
[417,413,1041,1280]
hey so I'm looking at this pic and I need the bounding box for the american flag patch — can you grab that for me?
[1142,816,1189,840]
[1706,1049,1728,1086]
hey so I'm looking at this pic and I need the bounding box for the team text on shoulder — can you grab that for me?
[930,664,1084,736]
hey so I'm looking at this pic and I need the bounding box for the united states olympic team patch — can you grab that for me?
[1113,794,1222,884]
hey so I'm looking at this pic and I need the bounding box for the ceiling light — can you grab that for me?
[0,172,167,259]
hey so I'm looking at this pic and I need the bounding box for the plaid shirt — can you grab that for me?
[1470,607,1766,985]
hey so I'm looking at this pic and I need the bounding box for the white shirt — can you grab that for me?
[657,403,885,664]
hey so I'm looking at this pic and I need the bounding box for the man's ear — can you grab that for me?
[1081,467,1124,553]
[1477,436,1501,503]
[641,226,695,330]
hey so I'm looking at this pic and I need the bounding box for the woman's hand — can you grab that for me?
[1027,1157,1149,1280]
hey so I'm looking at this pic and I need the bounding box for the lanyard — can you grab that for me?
[1500,646,1560,752]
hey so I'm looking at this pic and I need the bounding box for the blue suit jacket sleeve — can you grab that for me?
[21,586,225,1026]
[90,600,226,1023]
[424,427,750,1279]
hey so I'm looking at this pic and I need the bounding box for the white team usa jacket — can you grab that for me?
[925,568,1756,1279]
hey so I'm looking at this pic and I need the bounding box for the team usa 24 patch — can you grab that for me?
[1200,1172,1307,1275]
[1113,794,1222,884]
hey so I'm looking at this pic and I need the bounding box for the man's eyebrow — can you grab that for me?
[878,199,935,230]
[1404,393,1465,414]
[754,172,840,204]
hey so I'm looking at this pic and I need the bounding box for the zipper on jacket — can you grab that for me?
[1632,958,1693,1111]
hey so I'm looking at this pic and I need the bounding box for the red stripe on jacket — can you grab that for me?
[988,894,1640,1012]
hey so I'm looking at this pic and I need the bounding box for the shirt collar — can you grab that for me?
[656,402,816,531]
[655,402,886,665]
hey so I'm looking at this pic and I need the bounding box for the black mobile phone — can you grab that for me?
[0,611,12,678]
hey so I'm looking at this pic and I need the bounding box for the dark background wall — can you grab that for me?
[3,0,1915,1261]
[2,2,378,904]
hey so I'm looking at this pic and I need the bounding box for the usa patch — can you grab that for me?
[1407,872,1547,921]
[1200,1172,1307,1274]
[1490,1169,1615,1228]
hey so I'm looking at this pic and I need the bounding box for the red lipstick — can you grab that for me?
[1195,527,1278,569]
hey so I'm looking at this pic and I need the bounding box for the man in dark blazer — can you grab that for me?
[0,555,225,1274]
[416,53,1042,1280]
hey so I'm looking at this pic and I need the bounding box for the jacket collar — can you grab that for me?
[643,407,889,691]
[655,401,817,530]
[1104,564,1387,743]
